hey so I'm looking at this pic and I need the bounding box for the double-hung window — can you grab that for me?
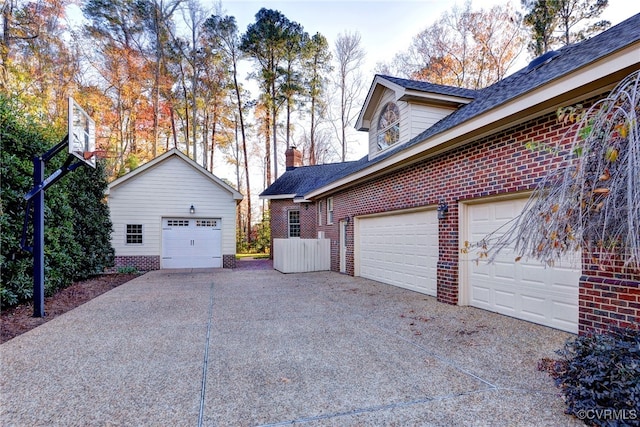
[327,197,334,225]
[317,200,323,226]
[126,224,143,244]
[288,210,301,237]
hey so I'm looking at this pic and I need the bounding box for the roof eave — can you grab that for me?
[259,193,297,200]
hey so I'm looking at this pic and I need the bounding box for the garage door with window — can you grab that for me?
[462,197,581,333]
[357,210,438,296]
[162,218,222,268]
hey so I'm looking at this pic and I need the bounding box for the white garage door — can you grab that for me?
[162,218,222,268]
[357,210,438,296]
[463,198,581,333]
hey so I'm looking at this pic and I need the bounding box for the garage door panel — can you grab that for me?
[358,210,438,296]
[495,290,516,311]
[464,198,580,333]
[162,218,222,268]
[552,301,579,324]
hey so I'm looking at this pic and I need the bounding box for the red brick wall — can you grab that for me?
[579,250,639,333]
[223,254,237,269]
[115,255,160,271]
[275,104,639,333]
[269,199,318,258]
[114,254,238,270]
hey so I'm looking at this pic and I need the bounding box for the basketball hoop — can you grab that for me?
[68,97,96,168]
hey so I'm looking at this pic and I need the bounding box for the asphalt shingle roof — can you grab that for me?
[261,13,640,199]
[259,162,359,198]
[378,75,478,99]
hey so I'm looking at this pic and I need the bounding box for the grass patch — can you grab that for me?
[236,253,270,260]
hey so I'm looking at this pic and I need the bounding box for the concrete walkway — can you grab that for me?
[1,267,581,426]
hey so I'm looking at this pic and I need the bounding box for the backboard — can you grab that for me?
[68,97,96,168]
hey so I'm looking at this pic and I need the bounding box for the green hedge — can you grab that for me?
[0,96,114,307]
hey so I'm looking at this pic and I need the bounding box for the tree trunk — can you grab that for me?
[232,67,251,243]
[271,71,278,179]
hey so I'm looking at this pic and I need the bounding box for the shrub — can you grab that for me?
[0,95,114,308]
[117,266,139,274]
[552,327,640,426]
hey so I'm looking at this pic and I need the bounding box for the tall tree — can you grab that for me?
[202,14,253,241]
[1,0,79,125]
[182,0,208,163]
[522,0,557,56]
[280,22,306,151]
[333,31,365,162]
[139,0,183,158]
[83,0,149,175]
[302,32,332,165]
[379,2,524,90]
[241,8,304,182]
[522,0,610,56]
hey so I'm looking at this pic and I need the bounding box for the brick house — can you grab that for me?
[260,14,640,334]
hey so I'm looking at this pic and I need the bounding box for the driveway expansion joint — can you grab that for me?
[373,324,497,390]
[254,389,496,427]
[197,281,215,427]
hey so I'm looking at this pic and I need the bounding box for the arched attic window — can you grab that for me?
[376,102,400,151]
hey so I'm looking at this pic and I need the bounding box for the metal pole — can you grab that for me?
[33,155,45,317]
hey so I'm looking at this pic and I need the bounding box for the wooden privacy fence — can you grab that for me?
[273,238,331,273]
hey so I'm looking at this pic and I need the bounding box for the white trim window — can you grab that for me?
[288,210,301,238]
[327,197,334,225]
[376,102,400,151]
[126,224,143,244]
[317,200,323,226]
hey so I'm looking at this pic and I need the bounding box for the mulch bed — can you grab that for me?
[1,273,139,344]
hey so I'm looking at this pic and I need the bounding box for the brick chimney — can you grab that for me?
[285,146,303,171]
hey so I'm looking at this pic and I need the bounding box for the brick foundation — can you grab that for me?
[223,254,237,269]
[115,255,160,271]
[579,277,639,333]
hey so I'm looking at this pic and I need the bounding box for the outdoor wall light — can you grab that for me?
[437,199,448,220]
[190,205,195,214]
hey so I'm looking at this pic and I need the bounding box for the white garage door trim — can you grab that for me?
[355,207,438,296]
[161,217,222,268]
[459,194,581,333]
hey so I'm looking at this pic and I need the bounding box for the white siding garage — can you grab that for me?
[162,218,222,268]
[108,149,242,271]
[460,197,581,333]
[356,209,438,296]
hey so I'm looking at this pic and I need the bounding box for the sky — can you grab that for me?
[215,0,640,79]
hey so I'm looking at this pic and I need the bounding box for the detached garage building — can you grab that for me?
[108,148,242,270]
[262,15,640,335]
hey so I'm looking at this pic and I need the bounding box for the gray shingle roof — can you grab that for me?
[259,161,358,198]
[378,75,478,99]
[262,13,640,199]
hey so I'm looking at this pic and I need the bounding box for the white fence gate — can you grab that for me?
[273,238,331,273]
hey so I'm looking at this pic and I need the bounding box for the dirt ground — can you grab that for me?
[1,274,138,344]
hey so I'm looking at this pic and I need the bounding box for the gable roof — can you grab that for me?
[378,75,479,99]
[107,148,243,200]
[305,13,640,199]
[260,161,358,201]
[356,74,477,131]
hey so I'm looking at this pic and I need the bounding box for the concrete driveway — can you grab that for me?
[0,266,581,426]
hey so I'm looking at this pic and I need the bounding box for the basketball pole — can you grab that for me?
[24,135,86,317]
